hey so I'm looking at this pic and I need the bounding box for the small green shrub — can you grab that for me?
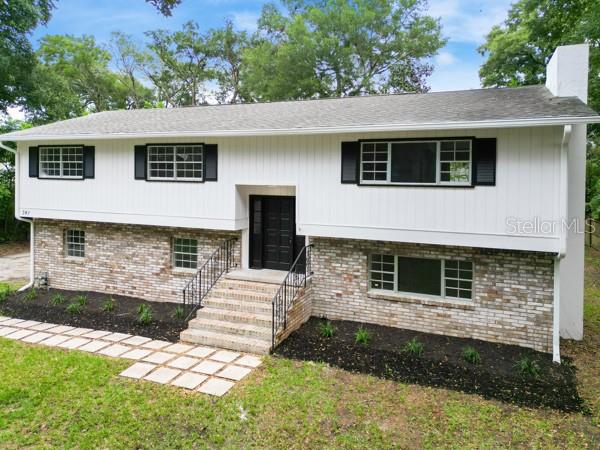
[515,356,541,378]
[0,285,12,303]
[102,298,115,312]
[355,326,371,345]
[50,293,66,306]
[404,338,424,357]
[173,305,184,320]
[66,302,81,315]
[73,295,87,306]
[24,288,37,301]
[462,346,481,364]
[138,304,153,325]
[318,320,336,338]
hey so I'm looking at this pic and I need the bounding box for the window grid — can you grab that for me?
[360,140,472,185]
[443,260,473,299]
[369,254,473,300]
[65,229,85,258]
[40,147,83,178]
[173,237,198,269]
[148,145,203,181]
[439,140,472,184]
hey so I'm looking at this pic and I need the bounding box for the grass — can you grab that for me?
[1,249,600,447]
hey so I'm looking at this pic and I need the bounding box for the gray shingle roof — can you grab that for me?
[2,85,599,141]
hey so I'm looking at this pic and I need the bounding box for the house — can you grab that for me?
[2,44,599,359]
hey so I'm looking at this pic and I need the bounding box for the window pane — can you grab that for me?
[439,140,471,184]
[369,254,395,290]
[173,237,198,269]
[397,257,441,295]
[444,259,473,299]
[390,142,436,183]
[40,147,83,178]
[361,143,388,182]
[65,229,85,257]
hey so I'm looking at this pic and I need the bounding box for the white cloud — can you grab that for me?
[436,51,457,66]
[7,107,25,121]
[231,11,259,32]
[428,0,512,44]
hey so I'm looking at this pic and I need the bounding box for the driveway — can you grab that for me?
[0,251,29,281]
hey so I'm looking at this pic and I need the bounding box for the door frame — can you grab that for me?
[249,195,297,270]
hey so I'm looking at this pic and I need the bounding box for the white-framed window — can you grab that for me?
[40,146,84,179]
[148,145,203,181]
[65,229,85,258]
[173,237,198,269]
[360,140,472,185]
[369,255,473,300]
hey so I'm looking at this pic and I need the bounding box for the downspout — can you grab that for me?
[0,142,34,291]
[553,125,572,363]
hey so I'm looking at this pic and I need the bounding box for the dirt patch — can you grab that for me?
[275,318,584,412]
[0,288,186,342]
[0,241,29,257]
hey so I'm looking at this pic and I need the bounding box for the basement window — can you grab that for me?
[369,255,473,300]
[360,140,472,185]
[40,146,84,179]
[173,238,198,269]
[65,229,85,258]
[148,145,203,181]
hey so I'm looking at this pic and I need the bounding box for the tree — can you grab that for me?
[0,0,55,113]
[241,0,445,101]
[110,32,156,109]
[145,0,182,16]
[207,20,250,103]
[145,22,214,106]
[478,0,600,215]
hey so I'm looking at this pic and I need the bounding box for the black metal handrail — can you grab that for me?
[271,244,313,350]
[182,237,237,321]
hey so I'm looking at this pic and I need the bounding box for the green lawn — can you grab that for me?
[1,252,600,449]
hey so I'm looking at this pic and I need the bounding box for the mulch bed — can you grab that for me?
[275,318,585,412]
[0,288,186,342]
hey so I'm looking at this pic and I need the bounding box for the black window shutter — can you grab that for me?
[204,144,218,181]
[341,141,359,184]
[473,138,496,186]
[29,146,39,177]
[134,145,147,179]
[83,146,95,178]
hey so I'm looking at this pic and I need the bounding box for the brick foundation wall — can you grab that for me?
[310,237,554,352]
[275,284,312,346]
[34,219,240,303]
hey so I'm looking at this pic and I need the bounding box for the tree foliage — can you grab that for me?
[241,0,445,101]
[478,0,600,216]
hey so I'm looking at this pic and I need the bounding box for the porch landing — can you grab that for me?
[225,268,287,285]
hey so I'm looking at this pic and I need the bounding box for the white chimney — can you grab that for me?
[545,43,589,103]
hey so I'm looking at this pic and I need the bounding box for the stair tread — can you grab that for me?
[189,317,270,333]
[199,307,272,322]
[204,296,272,309]
[181,328,271,347]
[211,287,274,300]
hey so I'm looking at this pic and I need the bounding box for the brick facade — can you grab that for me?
[34,219,240,303]
[275,285,312,346]
[310,237,554,352]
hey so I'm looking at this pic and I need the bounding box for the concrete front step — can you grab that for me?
[188,317,271,339]
[198,307,272,327]
[180,328,271,354]
[203,297,272,315]
[211,287,273,303]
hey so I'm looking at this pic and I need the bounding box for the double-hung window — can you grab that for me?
[173,238,198,269]
[65,229,85,258]
[369,255,473,300]
[39,146,84,179]
[148,145,203,181]
[360,140,472,185]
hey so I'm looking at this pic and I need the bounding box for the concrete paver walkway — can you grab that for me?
[0,315,262,396]
[0,252,29,281]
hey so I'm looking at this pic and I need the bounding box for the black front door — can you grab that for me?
[250,196,296,270]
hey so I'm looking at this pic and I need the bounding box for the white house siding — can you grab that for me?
[17,126,562,253]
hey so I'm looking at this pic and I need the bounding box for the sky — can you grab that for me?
[10,0,514,118]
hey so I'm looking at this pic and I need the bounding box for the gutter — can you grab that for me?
[0,142,34,292]
[1,116,600,142]
[552,124,572,363]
